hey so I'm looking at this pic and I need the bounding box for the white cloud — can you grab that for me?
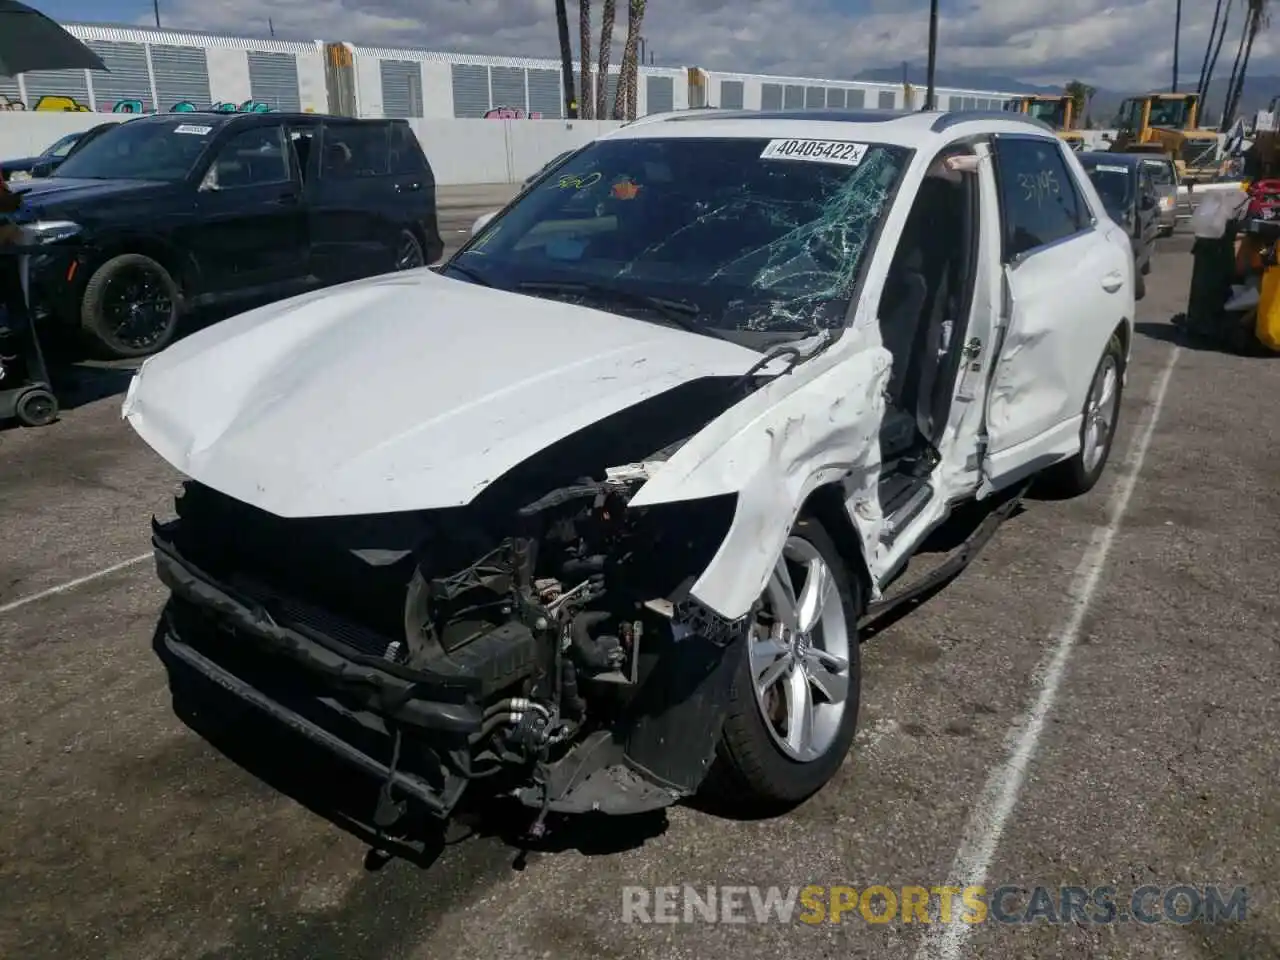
[151,0,1280,91]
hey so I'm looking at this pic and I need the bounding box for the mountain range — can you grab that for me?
[853,65,1280,127]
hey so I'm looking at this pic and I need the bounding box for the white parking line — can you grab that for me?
[914,346,1181,960]
[0,553,151,616]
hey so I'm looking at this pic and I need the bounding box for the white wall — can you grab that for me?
[0,112,623,185]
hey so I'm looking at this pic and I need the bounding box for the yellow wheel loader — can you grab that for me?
[1109,92,1224,184]
[1005,94,1085,150]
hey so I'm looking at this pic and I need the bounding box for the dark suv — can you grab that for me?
[12,112,444,359]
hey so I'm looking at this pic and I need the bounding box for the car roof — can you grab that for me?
[116,111,385,126]
[1077,152,1144,167]
[602,108,1060,152]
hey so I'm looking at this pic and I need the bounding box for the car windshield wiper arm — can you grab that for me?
[446,263,495,287]
[515,279,713,337]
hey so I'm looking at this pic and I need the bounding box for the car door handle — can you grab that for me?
[1101,271,1124,292]
[275,191,300,205]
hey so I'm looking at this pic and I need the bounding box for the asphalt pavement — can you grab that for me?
[0,197,1276,960]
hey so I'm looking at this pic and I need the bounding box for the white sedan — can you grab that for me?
[122,107,1135,827]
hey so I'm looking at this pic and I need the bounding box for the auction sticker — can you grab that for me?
[761,139,868,166]
[173,124,213,135]
[1094,164,1130,174]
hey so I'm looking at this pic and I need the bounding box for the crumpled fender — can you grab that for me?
[628,338,892,622]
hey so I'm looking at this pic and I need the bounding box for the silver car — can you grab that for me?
[1137,155,1186,236]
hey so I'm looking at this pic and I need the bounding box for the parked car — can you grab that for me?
[124,109,1133,829]
[1135,153,1187,236]
[0,125,104,182]
[11,111,443,359]
[1078,151,1159,299]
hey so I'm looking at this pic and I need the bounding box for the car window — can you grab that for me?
[453,135,913,335]
[43,133,81,159]
[1081,162,1133,219]
[1143,159,1175,185]
[993,137,1089,260]
[286,125,317,182]
[199,124,291,191]
[388,123,426,176]
[53,118,221,181]
[322,122,391,179]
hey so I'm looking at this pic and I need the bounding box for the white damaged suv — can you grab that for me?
[123,108,1135,828]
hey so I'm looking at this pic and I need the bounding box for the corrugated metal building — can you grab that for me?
[0,22,1022,120]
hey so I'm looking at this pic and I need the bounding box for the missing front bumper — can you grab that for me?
[160,618,462,817]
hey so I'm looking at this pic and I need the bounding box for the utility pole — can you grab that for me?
[925,0,939,109]
[153,0,161,27]
[1172,0,1182,90]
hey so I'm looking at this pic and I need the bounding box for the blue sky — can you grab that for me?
[21,0,1280,91]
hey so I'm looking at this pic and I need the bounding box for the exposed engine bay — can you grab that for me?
[152,377,759,831]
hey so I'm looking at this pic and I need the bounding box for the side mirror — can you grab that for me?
[471,211,498,236]
[1141,193,1156,210]
[30,160,54,178]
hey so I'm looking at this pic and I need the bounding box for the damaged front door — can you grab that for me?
[979,134,1117,493]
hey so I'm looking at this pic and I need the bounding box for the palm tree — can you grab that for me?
[555,0,577,118]
[578,0,594,119]
[615,0,646,120]
[1221,1,1252,126]
[1223,0,1268,128]
[1173,0,1183,89]
[1198,0,1229,101]
[596,0,616,119]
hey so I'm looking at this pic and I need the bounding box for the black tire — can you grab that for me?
[80,253,181,360]
[14,386,58,427]
[1141,256,1152,275]
[1135,266,1146,301]
[394,229,425,271]
[1039,333,1125,497]
[705,514,863,814]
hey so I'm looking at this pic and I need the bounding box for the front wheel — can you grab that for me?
[80,253,181,359]
[1039,333,1125,497]
[705,514,862,813]
[393,229,425,271]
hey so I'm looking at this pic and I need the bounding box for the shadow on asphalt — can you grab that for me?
[1135,318,1279,358]
[148,616,670,875]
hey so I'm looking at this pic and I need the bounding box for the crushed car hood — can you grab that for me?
[123,270,760,518]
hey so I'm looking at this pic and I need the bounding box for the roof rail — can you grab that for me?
[618,107,744,127]
[930,110,1057,134]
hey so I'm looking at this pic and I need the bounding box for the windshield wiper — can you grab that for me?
[446,263,495,287]
[515,279,715,338]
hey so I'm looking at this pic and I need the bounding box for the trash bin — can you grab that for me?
[1184,228,1239,337]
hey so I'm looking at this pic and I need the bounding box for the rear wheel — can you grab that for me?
[80,253,181,359]
[707,515,862,812]
[1135,264,1147,300]
[1039,333,1124,497]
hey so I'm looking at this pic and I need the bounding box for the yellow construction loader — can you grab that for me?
[1005,95,1085,150]
[1108,92,1223,183]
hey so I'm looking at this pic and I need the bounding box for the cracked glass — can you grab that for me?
[450,136,912,337]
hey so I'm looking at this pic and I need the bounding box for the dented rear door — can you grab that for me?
[979,133,1119,492]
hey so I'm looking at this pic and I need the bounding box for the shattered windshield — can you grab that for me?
[450,136,912,336]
